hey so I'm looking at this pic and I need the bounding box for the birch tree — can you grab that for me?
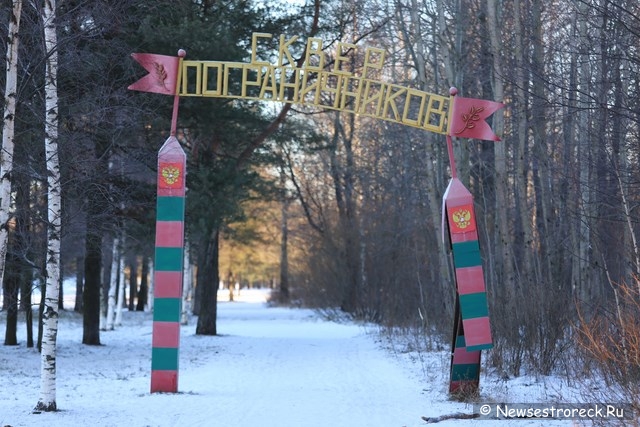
[0,0,23,291]
[181,241,192,325]
[147,258,154,312]
[105,237,119,330]
[34,0,61,412]
[114,241,125,326]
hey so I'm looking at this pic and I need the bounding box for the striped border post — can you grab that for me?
[151,136,186,393]
[449,300,481,394]
[443,177,492,395]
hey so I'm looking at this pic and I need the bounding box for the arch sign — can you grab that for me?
[129,33,504,396]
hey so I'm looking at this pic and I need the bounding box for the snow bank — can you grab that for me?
[0,291,575,426]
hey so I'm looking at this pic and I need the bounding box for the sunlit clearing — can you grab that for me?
[217,287,272,303]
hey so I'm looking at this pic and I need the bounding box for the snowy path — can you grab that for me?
[182,303,429,426]
[1,296,431,427]
[1,292,573,426]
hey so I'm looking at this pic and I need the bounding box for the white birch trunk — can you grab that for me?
[99,260,107,330]
[106,237,119,330]
[114,240,126,326]
[181,241,192,325]
[35,0,60,412]
[147,258,154,312]
[0,0,23,290]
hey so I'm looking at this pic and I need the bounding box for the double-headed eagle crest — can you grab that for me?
[452,209,472,229]
[161,165,180,186]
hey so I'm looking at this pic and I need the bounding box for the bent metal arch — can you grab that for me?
[129,33,504,396]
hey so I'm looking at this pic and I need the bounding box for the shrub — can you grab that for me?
[575,281,640,426]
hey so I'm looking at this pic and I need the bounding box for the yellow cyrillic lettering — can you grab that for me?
[319,71,344,109]
[278,67,301,103]
[202,62,223,96]
[402,89,428,127]
[363,48,385,79]
[422,95,448,133]
[340,76,361,113]
[334,42,356,74]
[222,62,244,97]
[304,38,325,70]
[382,84,406,121]
[300,69,321,104]
[251,33,272,66]
[259,66,279,99]
[174,37,450,136]
[241,64,262,98]
[181,61,202,95]
[278,35,299,67]
[358,80,385,117]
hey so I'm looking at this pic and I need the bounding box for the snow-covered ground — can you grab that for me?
[1,290,584,426]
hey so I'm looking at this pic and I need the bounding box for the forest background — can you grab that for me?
[1,0,640,410]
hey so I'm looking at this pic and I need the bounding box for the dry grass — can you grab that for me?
[575,282,640,426]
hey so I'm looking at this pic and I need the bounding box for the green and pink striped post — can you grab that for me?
[443,177,492,394]
[442,87,501,395]
[151,136,186,393]
[146,49,187,393]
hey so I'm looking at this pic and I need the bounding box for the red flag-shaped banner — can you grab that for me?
[128,53,180,95]
[448,96,504,141]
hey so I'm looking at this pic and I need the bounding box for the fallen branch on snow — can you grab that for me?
[422,412,480,423]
